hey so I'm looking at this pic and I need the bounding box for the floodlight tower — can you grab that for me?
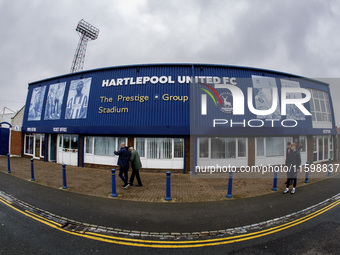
[70,19,99,73]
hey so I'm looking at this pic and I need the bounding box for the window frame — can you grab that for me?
[309,89,332,123]
[84,136,128,156]
[256,137,293,158]
[198,137,248,159]
[24,133,45,158]
[313,135,333,162]
[134,137,184,160]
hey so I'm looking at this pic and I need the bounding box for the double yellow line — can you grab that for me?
[0,195,339,248]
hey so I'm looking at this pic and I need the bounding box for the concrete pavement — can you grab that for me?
[0,156,337,203]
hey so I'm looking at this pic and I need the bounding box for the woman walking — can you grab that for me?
[283,143,301,194]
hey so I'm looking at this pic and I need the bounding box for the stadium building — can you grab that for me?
[21,64,337,172]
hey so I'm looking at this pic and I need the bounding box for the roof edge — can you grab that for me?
[28,63,329,86]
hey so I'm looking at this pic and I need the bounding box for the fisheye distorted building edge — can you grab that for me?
[20,63,337,171]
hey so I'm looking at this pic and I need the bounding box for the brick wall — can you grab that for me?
[10,131,22,156]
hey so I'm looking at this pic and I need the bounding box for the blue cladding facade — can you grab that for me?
[22,64,337,136]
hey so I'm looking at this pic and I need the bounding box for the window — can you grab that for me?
[134,138,184,159]
[174,138,184,158]
[85,136,93,154]
[313,136,317,161]
[299,136,306,152]
[117,137,127,148]
[309,89,332,123]
[199,138,209,158]
[318,137,323,161]
[324,137,328,160]
[256,137,290,158]
[59,134,78,152]
[199,137,247,159]
[256,137,264,157]
[135,138,145,157]
[94,137,115,156]
[211,138,225,159]
[25,133,34,155]
[85,136,127,156]
[41,135,45,157]
[24,133,45,158]
[329,137,334,159]
[266,137,284,157]
[147,138,172,159]
[59,134,62,148]
[286,137,293,145]
[211,138,238,159]
[313,136,333,162]
[35,134,41,158]
[71,135,78,150]
[238,138,247,158]
[63,135,70,149]
[226,138,237,158]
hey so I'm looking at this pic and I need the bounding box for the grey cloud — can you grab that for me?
[0,0,339,125]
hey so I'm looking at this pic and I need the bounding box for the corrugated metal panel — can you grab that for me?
[23,64,192,135]
[22,64,336,136]
[189,65,336,136]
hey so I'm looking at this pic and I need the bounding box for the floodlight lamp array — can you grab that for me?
[76,19,99,40]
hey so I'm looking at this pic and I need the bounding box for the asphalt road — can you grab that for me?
[0,171,339,233]
[1,200,339,254]
[0,171,339,254]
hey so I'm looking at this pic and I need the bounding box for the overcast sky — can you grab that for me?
[0,0,339,125]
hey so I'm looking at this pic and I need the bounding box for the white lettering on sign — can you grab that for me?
[101,76,238,87]
[201,84,311,116]
[53,127,67,132]
[102,76,176,87]
[213,119,298,128]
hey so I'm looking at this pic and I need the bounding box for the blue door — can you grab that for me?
[0,127,9,155]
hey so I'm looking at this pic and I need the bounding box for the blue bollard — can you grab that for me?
[305,161,309,183]
[111,169,117,197]
[62,164,68,189]
[30,158,35,181]
[328,158,331,177]
[272,166,278,191]
[7,153,11,174]
[226,171,233,198]
[165,171,172,201]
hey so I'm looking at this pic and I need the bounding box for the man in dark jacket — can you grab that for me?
[128,146,143,187]
[114,142,131,189]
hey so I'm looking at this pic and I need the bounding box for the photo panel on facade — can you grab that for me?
[251,75,281,119]
[280,79,305,120]
[65,78,92,119]
[28,86,47,121]
[44,82,66,120]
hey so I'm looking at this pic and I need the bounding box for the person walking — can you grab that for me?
[114,142,131,189]
[284,142,292,187]
[283,143,301,194]
[128,146,143,187]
